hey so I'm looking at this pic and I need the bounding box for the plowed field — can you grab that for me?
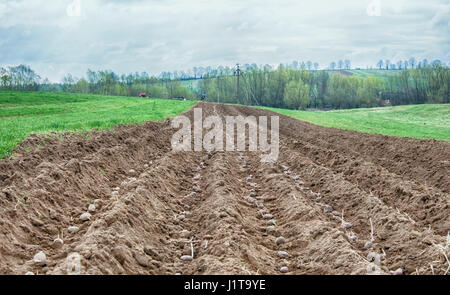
[0,102,448,275]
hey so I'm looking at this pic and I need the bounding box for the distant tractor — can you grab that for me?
[139,93,149,98]
[380,92,391,106]
[380,99,392,106]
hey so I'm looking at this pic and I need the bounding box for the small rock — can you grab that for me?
[88,204,96,212]
[249,192,257,198]
[266,226,276,233]
[332,211,340,216]
[323,205,333,213]
[180,255,193,261]
[134,253,149,267]
[33,251,46,266]
[113,187,120,191]
[342,222,352,229]
[80,212,91,222]
[277,251,289,258]
[219,212,227,218]
[364,241,373,249]
[280,266,289,273]
[128,169,136,176]
[262,214,274,220]
[68,226,79,233]
[53,237,64,249]
[275,236,286,245]
[392,268,403,275]
[143,164,149,168]
[25,271,34,275]
[257,203,264,209]
[247,197,255,204]
[267,219,277,225]
[314,197,321,203]
[178,215,186,221]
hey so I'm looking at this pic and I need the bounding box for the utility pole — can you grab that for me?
[235,63,241,104]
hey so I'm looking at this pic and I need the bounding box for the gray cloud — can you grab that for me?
[0,0,448,81]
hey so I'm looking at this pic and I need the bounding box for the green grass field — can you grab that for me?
[1,91,448,158]
[349,69,400,78]
[0,91,196,158]
[260,104,450,141]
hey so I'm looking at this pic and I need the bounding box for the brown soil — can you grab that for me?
[0,102,448,275]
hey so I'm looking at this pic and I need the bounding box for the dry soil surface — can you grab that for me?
[0,102,449,275]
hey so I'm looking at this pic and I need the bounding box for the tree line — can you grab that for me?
[375,58,444,70]
[199,63,449,109]
[1,62,448,110]
[0,65,41,91]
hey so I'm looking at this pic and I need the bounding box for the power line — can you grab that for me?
[235,63,241,104]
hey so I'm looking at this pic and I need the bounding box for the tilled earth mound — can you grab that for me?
[0,102,448,275]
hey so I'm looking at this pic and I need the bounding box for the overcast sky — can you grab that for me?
[0,0,449,81]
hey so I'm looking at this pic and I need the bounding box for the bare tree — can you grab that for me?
[329,62,336,70]
[409,57,416,69]
[376,60,383,70]
[344,59,351,70]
